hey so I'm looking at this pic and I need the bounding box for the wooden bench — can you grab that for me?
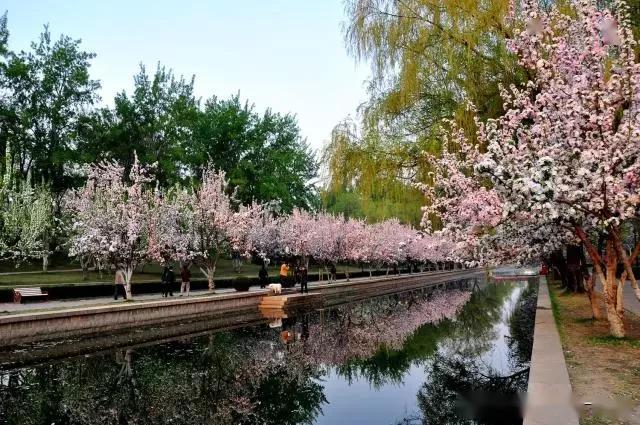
[13,287,49,303]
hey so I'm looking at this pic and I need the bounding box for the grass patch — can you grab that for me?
[547,280,566,341]
[580,416,618,425]
[588,335,640,349]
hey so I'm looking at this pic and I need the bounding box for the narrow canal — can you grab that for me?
[0,278,537,425]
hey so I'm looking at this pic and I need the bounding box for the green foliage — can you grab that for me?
[77,64,199,185]
[0,180,54,266]
[324,0,529,226]
[187,94,319,212]
[0,22,100,193]
[322,119,430,225]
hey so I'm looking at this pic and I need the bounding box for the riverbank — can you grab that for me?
[548,280,640,424]
[0,269,482,349]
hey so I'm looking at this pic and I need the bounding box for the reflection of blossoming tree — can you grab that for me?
[301,289,471,365]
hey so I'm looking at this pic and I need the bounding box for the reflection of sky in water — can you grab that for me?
[315,283,526,424]
[475,284,524,374]
[316,364,426,425]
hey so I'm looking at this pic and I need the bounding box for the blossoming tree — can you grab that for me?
[65,155,153,300]
[279,208,317,265]
[147,187,192,266]
[428,0,640,336]
[182,168,260,291]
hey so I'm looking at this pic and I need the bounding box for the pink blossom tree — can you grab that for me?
[182,168,260,291]
[147,187,192,266]
[369,219,413,273]
[308,212,345,282]
[279,208,317,265]
[65,154,153,300]
[247,205,282,262]
[428,0,640,336]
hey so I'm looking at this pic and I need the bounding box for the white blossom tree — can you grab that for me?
[65,154,153,299]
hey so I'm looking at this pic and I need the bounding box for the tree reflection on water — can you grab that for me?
[0,279,536,425]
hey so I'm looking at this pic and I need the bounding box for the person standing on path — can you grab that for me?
[329,263,337,282]
[180,264,191,297]
[280,262,290,286]
[161,266,175,297]
[114,268,127,300]
[259,263,269,288]
[294,261,302,287]
[299,263,308,294]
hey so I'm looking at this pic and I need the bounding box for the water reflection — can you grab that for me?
[0,278,537,425]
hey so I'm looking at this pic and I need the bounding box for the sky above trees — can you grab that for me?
[2,0,369,152]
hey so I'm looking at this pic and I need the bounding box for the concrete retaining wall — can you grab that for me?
[0,269,482,347]
[524,277,579,425]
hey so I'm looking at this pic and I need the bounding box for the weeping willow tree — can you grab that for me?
[323,0,531,226]
[322,119,430,225]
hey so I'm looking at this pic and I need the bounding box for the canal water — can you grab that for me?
[0,278,537,425]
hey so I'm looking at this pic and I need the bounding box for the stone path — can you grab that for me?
[524,277,579,425]
[0,271,446,315]
[595,279,640,316]
[0,286,244,315]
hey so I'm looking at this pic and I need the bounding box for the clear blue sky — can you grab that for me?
[2,0,370,152]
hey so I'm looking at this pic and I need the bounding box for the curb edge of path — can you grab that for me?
[524,277,580,425]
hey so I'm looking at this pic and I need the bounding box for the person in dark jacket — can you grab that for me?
[259,263,269,288]
[299,263,308,294]
[162,266,175,297]
[329,263,337,282]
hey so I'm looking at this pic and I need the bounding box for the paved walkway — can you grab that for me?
[0,271,450,315]
[595,279,640,316]
[0,286,246,315]
[525,277,579,425]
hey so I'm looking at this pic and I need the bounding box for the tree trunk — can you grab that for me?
[617,277,625,317]
[198,259,217,292]
[207,271,215,291]
[584,274,602,320]
[612,233,640,303]
[369,266,372,278]
[123,266,134,300]
[80,256,89,281]
[604,238,625,337]
[42,253,49,273]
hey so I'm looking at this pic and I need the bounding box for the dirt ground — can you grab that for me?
[548,281,640,425]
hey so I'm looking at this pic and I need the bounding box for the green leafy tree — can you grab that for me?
[324,0,528,225]
[188,94,319,212]
[0,22,100,193]
[0,170,55,272]
[77,63,199,186]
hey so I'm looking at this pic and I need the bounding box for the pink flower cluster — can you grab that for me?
[424,0,640,270]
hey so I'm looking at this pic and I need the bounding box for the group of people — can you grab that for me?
[113,259,318,300]
[258,260,309,293]
[113,264,192,300]
[159,265,192,297]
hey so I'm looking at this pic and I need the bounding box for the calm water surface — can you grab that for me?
[0,278,537,425]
